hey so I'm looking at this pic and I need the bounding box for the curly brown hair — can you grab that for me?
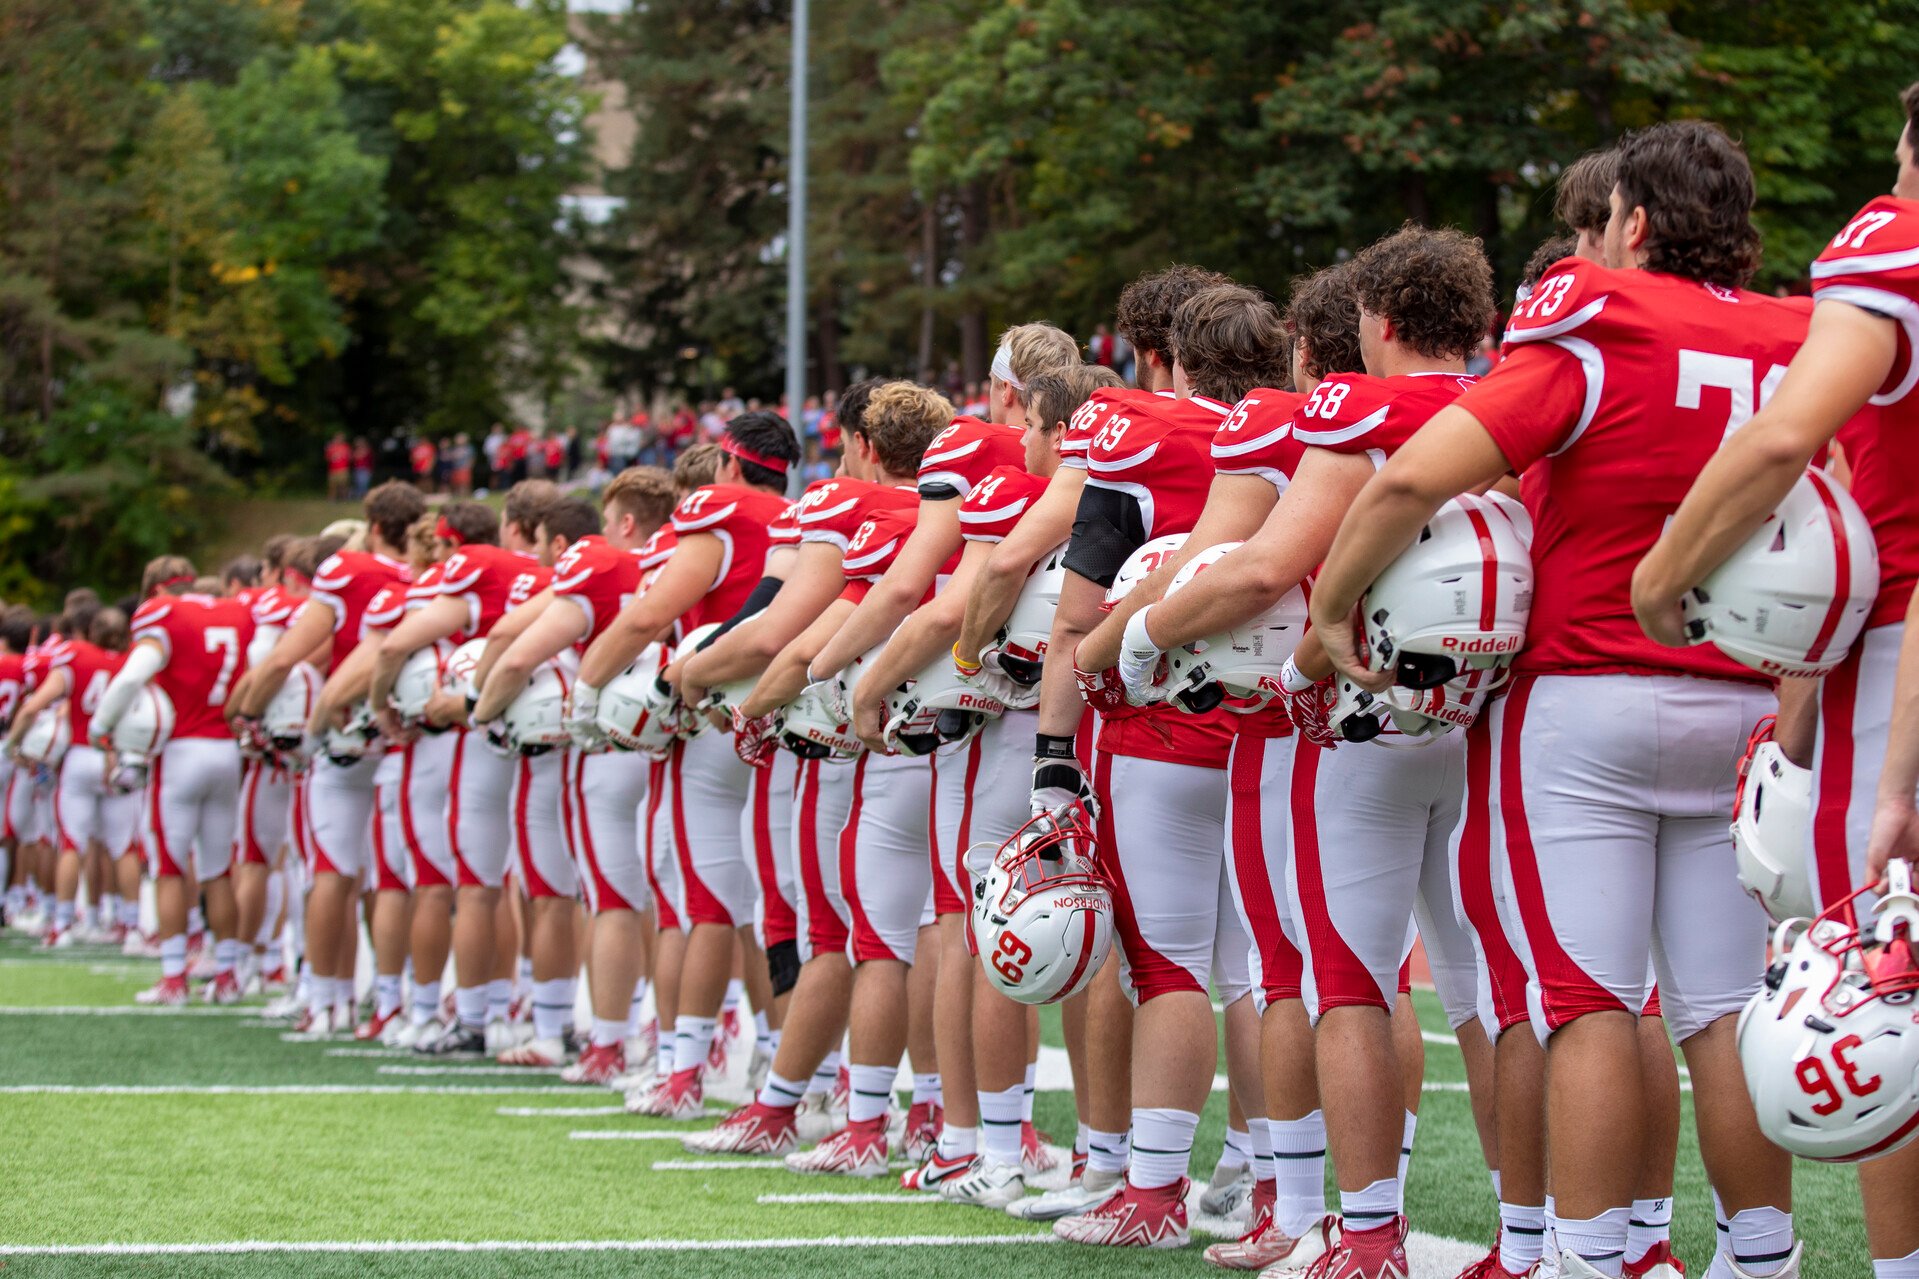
[1349,225,1496,363]
[1520,235,1579,295]
[364,480,427,553]
[1286,263,1362,382]
[1116,265,1233,364]
[1554,149,1618,235]
[860,383,955,479]
[1169,284,1291,403]
[1612,121,1760,289]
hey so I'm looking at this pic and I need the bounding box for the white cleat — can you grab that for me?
[497,1035,566,1067]
[1004,1169,1121,1221]
[383,1018,424,1049]
[483,1019,525,1056]
[795,1088,845,1143]
[939,1158,1026,1209]
[1200,1164,1256,1221]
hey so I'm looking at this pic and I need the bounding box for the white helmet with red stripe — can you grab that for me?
[775,642,873,761]
[108,685,174,792]
[1161,542,1309,713]
[1104,533,1188,609]
[596,642,680,757]
[884,658,1007,757]
[1684,466,1879,678]
[263,663,324,753]
[502,650,578,756]
[1363,491,1533,690]
[1736,861,1919,1162]
[1731,718,1817,924]
[17,708,70,768]
[973,803,1113,1005]
[391,641,451,726]
[992,544,1067,694]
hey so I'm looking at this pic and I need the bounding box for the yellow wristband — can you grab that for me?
[952,642,983,675]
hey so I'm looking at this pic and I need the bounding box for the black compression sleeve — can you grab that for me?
[1061,482,1147,588]
[702,574,784,646]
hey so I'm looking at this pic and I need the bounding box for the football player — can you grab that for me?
[1315,121,1802,1279]
[1634,91,1919,1279]
[90,557,257,1005]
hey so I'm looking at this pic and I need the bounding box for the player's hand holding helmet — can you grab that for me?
[1030,733,1098,820]
[592,643,677,756]
[986,546,1068,709]
[1736,861,1919,1162]
[1156,542,1311,716]
[500,652,576,756]
[1682,466,1878,679]
[1731,716,1817,924]
[1362,491,1533,690]
[108,686,173,793]
[973,801,1113,1005]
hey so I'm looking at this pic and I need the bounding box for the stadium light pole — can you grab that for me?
[784,0,809,499]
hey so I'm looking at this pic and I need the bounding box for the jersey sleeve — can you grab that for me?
[958,465,1045,543]
[1060,395,1118,471]
[360,586,406,637]
[308,553,361,633]
[130,599,177,660]
[1286,375,1404,454]
[670,484,744,536]
[1211,391,1307,493]
[841,508,917,582]
[917,417,1022,500]
[794,478,870,551]
[1811,196,1919,405]
[768,499,803,547]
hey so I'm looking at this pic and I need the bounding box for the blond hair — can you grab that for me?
[995,322,1081,403]
[603,465,678,527]
[861,383,956,479]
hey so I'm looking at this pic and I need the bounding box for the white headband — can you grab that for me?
[990,342,1023,392]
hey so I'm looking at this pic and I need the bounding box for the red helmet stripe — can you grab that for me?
[1457,498,1501,635]
[1802,469,1854,666]
[1057,908,1097,1000]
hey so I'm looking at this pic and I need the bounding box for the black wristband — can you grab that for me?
[464,691,479,714]
[1035,732,1077,761]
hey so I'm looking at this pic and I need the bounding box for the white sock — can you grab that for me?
[119,897,140,928]
[1501,1200,1548,1272]
[625,979,649,1038]
[454,984,487,1031]
[722,977,744,1012]
[656,1039,676,1076]
[375,973,403,1019]
[592,1017,625,1049]
[1269,1112,1328,1237]
[1558,1207,1630,1278]
[811,1051,841,1094]
[754,1009,772,1051]
[847,1063,895,1124]
[1249,1118,1275,1186]
[517,955,533,989]
[1398,1109,1417,1210]
[486,978,511,1022]
[412,980,442,1027]
[1075,1122,1091,1158]
[979,1084,1024,1167]
[911,1072,941,1106]
[1087,1127,1129,1176]
[672,1014,717,1076]
[188,905,206,935]
[1219,1125,1251,1172]
[1127,1107,1198,1190]
[1339,1175,1400,1233]
[54,899,75,930]
[533,978,575,1042]
[1873,1247,1919,1279]
[1022,1060,1037,1122]
[215,938,239,975]
[1710,1207,1793,1279]
[160,934,188,979]
[1628,1197,1673,1262]
[938,1123,978,1159]
[758,1070,806,1109]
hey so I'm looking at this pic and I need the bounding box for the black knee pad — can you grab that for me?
[767,938,801,996]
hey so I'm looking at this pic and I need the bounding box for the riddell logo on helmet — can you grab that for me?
[1440,634,1522,654]
[951,692,1003,712]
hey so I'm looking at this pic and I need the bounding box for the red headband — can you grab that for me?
[435,517,466,546]
[159,574,196,591]
[722,437,788,475]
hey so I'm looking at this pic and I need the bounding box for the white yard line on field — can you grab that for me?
[568,1130,689,1141]
[0,1004,260,1016]
[377,1064,566,1077]
[495,1105,625,1117]
[651,1158,824,1171]
[0,1083,583,1096]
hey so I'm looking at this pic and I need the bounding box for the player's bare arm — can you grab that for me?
[470,586,555,692]
[575,535,722,688]
[1632,301,1899,647]
[680,543,843,700]
[849,541,985,749]
[307,640,377,737]
[368,595,467,734]
[232,603,334,719]
[739,596,857,720]
[808,498,960,680]
[957,472,1081,662]
[472,597,588,725]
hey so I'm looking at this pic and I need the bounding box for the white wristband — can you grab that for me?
[1279,656,1315,694]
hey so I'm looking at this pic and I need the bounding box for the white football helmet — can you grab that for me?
[1363,491,1533,690]
[391,642,451,726]
[992,543,1068,692]
[596,643,680,756]
[501,651,578,756]
[263,664,323,753]
[777,643,876,760]
[973,804,1114,1005]
[323,703,380,765]
[885,657,1006,757]
[1328,676,1392,744]
[108,685,174,793]
[1104,533,1188,609]
[665,623,722,741]
[1160,542,1310,713]
[1737,862,1919,1163]
[1731,719,1816,924]
[1684,467,1879,678]
[442,638,487,694]
[17,709,70,768]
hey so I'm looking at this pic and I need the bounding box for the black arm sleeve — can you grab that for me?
[700,575,783,648]
[1061,482,1147,589]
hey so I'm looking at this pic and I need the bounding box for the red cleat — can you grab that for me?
[354,1008,400,1040]
[134,974,190,1007]
[682,1100,801,1155]
[1051,1176,1191,1248]
[901,1100,942,1163]
[562,1041,626,1086]
[1303,1217,1409,1279]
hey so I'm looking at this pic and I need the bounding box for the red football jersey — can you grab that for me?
[437,545,550,639]
[404,562,446,611]
[669,483,790,628]
[360,582,409,639]
[1082,389,1238,766]
[22,638,69,693]
[130,594,255,739]
[917,417,1025,500]
[552,534,645,647]
[311,551,411,674]
[793,478,918,552]
[1810,194,1919,627]
[842,506,931,598]
[1061,388,1178,470]
[0,653,22,730]
[959,465,1049,544]
[48,639,122,744]
[248,584,303,630]
[1212,389,1308,494]
[769,499,803,548]
[636,525,677,573]
[1461,257,1814,681]
[1289,372,1477,460]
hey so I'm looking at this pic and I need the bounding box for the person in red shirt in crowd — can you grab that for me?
[350,437,374,500]
[326,434,351,503]
[506,426,535,486]
[89,558,257,1006]
[544,432,568,482]
[411,437,439,494]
